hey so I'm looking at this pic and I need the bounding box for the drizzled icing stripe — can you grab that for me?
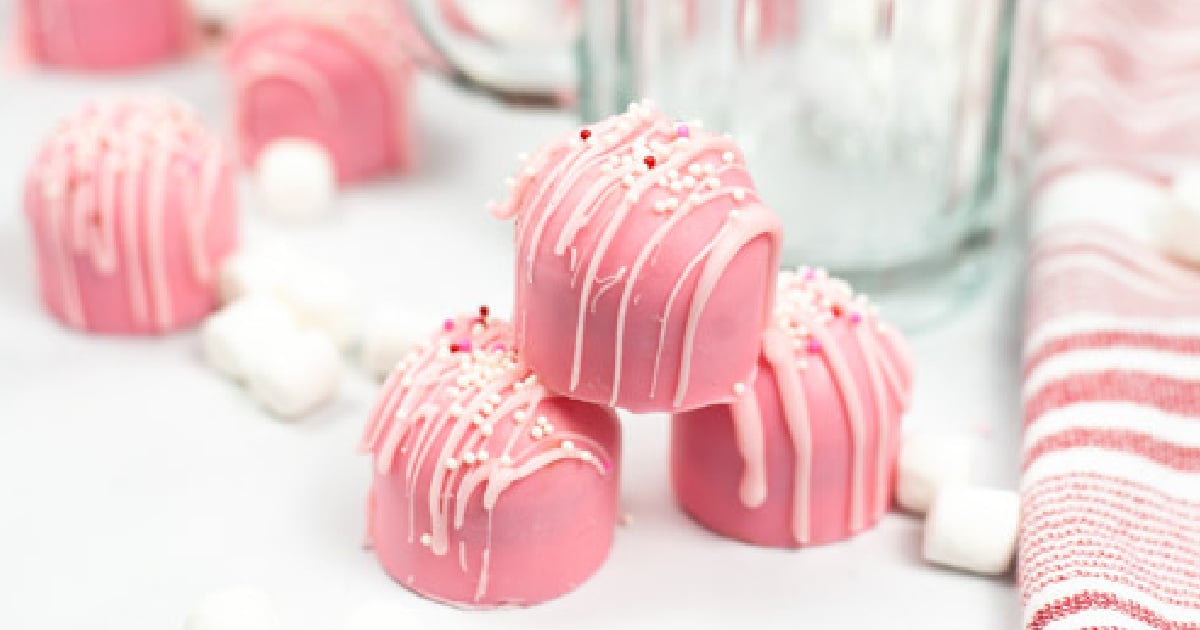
[729,269,913,543]
[361,310,614,603]
[494,101,782,409]
[28,97,227,330]
[763,327,814,544]
[229,0,415,167]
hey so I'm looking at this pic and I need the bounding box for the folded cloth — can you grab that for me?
[1022,212,1200,629]
[1018,1,1200,628]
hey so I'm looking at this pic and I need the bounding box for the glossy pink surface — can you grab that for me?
[24,97,238,335]
[496,104,782,413]
[362,313,621,608]
[227,0,415,183]
[18,0,192,71]
[672,271,913,547]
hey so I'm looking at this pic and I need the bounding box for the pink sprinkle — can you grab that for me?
[849,312,863,324]
[443,318,455,332]
[676,124,690,138]
[806,339,823,354]
[803,268,816,281]
[459,340,473,353]
[494,344,508,353]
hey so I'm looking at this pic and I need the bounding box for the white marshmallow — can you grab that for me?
[360,308,432,380]
[276,265,361,351]
[1159,169,1200,266]
[255,138,337,222]
[218,243,302,305]
[896,431,973,514]
[246,329,343,419]
[342,600,425,630]
[923,486,1020,575]
[184,586,281,630]
[201,295,299,382]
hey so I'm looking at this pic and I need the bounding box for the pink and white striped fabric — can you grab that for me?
[1018,1,1200,628]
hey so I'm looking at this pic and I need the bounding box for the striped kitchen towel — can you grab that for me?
[1017,1,1200,628]
[1021,184,1200,629]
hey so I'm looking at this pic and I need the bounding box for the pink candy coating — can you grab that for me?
[495,104,782,413]
[226,0,416,183]
[24,97,238,335]
[362,314,622,608]
[17,0,193,71]
[672,270,913,547]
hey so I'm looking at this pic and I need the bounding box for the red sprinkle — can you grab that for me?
[449,343,461,353]
[580,129,592,141]
[643,155,657,169]
[479,305,490,319]
[831,304,844,317]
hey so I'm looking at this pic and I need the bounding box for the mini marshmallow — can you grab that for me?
[185,586,282,630]
[1159,169,1200,266]
[360,308,432,380]
[276,265,362,351]
[342,600,425,630]
[201,295,300,382]
[218,242,302,305]
[246,329,343,419]
[923,486,1020,576]
[255,138,337,221]
[896,431,973,514]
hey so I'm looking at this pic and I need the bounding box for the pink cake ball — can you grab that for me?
[24,96,238,335]
[17,0,193,71]
[672,269,913,547]
[227,0,416,183]
[493,102,783,413]
[361,309,622,608]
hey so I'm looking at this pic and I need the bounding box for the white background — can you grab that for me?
[0,13,1023,629]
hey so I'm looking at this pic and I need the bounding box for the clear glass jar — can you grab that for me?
[409,0,1016,328]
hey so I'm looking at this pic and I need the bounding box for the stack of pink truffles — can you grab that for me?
[360,102,915,608]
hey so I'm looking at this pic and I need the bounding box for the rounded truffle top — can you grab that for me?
[766,267,912,394]
[493,100,758,222]
[361,308,614,481]
[30,95,219,202]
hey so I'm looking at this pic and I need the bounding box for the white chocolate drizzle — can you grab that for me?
[736,269,913,543]
[25,97,227,330]
[494,101,782,409]
[361,312,613,603]
[228,0,414,169]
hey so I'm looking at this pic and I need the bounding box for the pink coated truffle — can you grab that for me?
[672,269,914,547]
[361,313,622,608]
[24,96,238,335]
[226,0,416,183]
[17,0,193,71]
[493,102,783,413]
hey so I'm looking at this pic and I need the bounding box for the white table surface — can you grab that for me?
[0,33,1025,630]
